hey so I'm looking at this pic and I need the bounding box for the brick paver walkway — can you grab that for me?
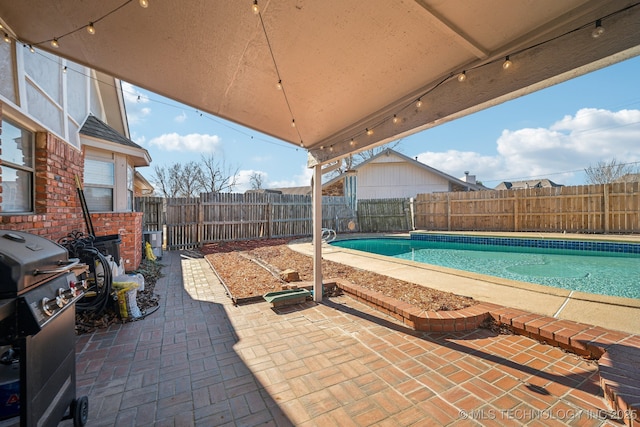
[68,251,626,426]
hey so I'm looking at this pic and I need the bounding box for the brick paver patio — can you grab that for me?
[67,251,630,426]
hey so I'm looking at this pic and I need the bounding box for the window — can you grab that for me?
[84,158,114,212]
[0,119,34,213]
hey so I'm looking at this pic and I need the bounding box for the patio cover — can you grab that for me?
[2,0,640,300]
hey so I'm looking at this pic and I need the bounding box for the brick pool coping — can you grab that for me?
[327,279,640,426]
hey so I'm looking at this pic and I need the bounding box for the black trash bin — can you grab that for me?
[93,234,121,261]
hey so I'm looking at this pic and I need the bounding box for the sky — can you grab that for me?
[124,55,640,193]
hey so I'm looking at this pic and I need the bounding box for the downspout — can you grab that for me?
[312,164,323,302]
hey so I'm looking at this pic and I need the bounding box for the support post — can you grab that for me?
[312,164,323,302]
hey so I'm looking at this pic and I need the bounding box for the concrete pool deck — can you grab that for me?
[288,232,640,335]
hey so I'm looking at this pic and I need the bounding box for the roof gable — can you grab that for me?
[323,149,485,191]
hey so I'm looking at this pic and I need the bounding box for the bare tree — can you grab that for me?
[249,171,265,190]
[198,154,239,193]
[176,161,205,197]
[152,163,183,197]
[327,140,403,179]
[152,154,238,197]
[584,158,635,184]
[354,139,402,164]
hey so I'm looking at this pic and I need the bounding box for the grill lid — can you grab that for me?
[0,230,70,296]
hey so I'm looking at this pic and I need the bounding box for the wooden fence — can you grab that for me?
[414,182,640,233]
[135,182,640,250]
[142,193,357,250]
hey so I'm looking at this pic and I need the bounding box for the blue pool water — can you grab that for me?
[330,237,640,299]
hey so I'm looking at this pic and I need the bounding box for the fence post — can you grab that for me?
[603,184,610,233]
[197,196,203,247]
[446,193,451,231]
[513,192,519,232]
[267,202,272,239]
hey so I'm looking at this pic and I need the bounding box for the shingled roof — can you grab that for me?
[80,114,143,150]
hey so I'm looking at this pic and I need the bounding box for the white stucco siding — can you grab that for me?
[357,161,450,199]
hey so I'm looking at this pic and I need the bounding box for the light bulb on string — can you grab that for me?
[366,128,373,136]
[457,71,466,82]
[276,80,282,90]
[29,45,35,53]
[87,23,96,35]
[139,0,149,8]
[350,138,355,147]
[591,19,605,38]
[51,38,59,48]
[291,119,296,128]
[329,146,334,152]
[502,56,512,70]
[3,34,11,43]
[415,99,423,109]
[392,115,399,124]
[63,66,67,73]
[252,0,260,15]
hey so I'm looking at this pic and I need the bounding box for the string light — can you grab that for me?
[350,138,355,146]
[457,71,466,82]
[3,33,10,43]
[392,115,399,124]
[502,56,512,69]
[63,66,67,73]
[329,146,334,152]
[591,19,605,38]
[29,45,35,53]
[87,23,96,35]
[139,0,149,8]
[291,119,296,127]
[415,98,423,108]
[51,38,59,48]
[276,80,282,90]
[366,128,373,136]
[252,0,260,15]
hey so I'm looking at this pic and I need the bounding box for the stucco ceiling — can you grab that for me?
[1,0,639,167]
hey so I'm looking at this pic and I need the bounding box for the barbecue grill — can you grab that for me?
[0,230,88,427]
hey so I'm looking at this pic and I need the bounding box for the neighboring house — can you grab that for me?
[0,42,151,269]
[494,179,562,190]
[260,149,485,203]
[321,149,486,200]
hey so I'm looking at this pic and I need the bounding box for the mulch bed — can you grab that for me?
[203,239,476,312]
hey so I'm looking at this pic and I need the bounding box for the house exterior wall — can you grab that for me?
[0,42,143,269]
[0,124,143,269]
[357,158,450,199]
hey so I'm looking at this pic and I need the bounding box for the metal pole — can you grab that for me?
[312,164,323,302]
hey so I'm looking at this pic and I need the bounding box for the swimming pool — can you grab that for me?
[330,235,640,299]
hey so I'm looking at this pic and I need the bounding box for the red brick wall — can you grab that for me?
[91,212,143,270]
[1,104,143,270]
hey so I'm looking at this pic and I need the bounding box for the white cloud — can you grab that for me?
[122,82,151,124]
[174,112,187,123]
[148,133,222,152]
[415,108,640,187]
[269,165,313,189]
